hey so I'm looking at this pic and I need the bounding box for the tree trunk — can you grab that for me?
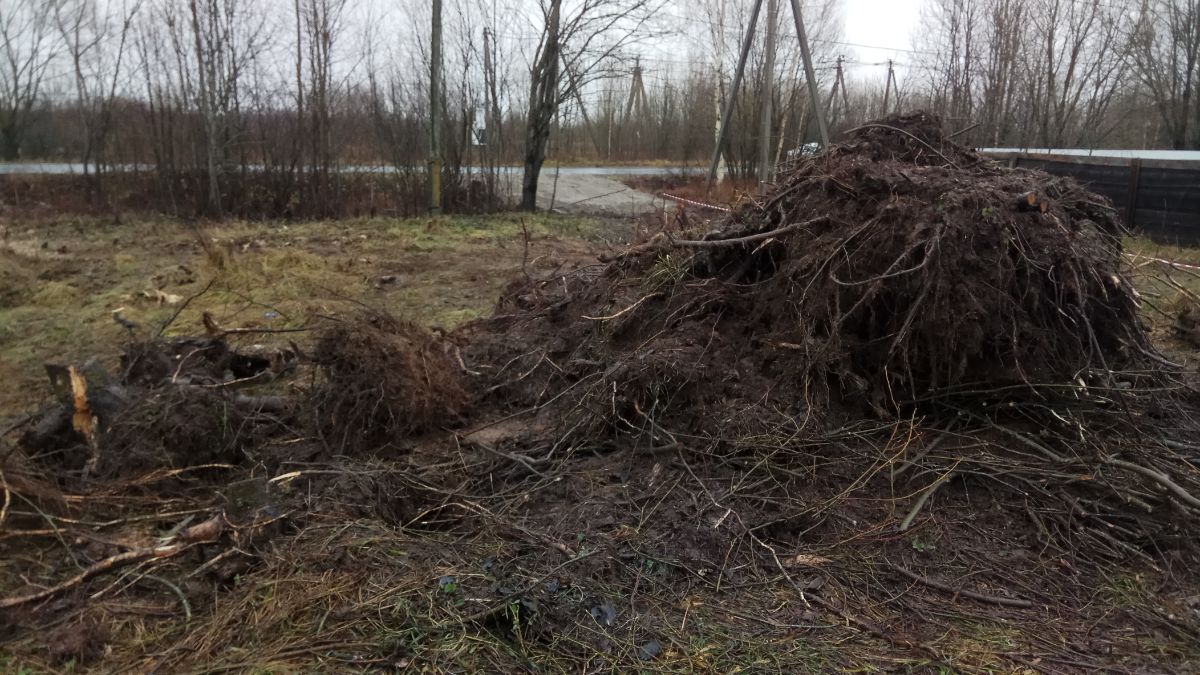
[520,0,561,212]
[0,124,19,161]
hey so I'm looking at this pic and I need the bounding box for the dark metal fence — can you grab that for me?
[985,152,1200,245]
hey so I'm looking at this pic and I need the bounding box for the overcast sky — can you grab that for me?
[832,0,924,94]
[841,0,922,61]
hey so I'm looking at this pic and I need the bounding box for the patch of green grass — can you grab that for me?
[1098,571,1152,606]
[645,253,688,291]
[28,281,82,308]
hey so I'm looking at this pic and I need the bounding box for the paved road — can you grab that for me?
[0,162,677,217]
[499,172,662,216]
[0,162,703,176]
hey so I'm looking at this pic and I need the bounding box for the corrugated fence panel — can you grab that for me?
[997,153,1200,245]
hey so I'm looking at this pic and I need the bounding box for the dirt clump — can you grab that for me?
[309,311,469,454]
[1173,297,1200,348]
[43,614,111,666]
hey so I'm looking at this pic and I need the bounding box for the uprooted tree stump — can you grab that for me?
[309,311,470,454]
[20,331,295,482]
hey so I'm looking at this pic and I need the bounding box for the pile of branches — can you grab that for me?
[462,111,1200,559]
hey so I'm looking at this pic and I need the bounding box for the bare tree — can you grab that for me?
[522,0,560,210]
[977,0,1025,145]
[55,0,142,190]
[297,0,350,215]
[915,0,981,125]
[181,0,268,215]
[1131,0,1200,149]
[521,0,665,211]
[0,0,60,160]
[1024,0,1130,147]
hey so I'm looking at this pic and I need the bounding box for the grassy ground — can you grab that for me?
[0,212,620,414]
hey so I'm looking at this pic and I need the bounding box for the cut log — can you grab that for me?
[1015,191,1040,211]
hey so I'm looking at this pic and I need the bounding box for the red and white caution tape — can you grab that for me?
[660,193,733,213]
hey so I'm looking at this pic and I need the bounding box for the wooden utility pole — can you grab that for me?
[429,0,443,214]
[758,0,777,187]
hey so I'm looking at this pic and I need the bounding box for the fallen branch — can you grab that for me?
[582,292,663,321]
[0,469,9,529]
[157,279,215,337]
[946,122,981,139]
[899,467,957,532]
[1105,458,1200,511]
[0,514,225,609]
[671,216,830,249]
[441,550,598,628]
[597,232,668,262]
[888,561,1034,608]
[203,312,308,339]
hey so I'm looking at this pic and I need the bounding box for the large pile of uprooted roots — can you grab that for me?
[460,111,1199,556]
[466,112,1159,427]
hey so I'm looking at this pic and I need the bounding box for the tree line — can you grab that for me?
[1,0,1197,218]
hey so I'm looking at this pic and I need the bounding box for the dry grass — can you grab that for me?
[0,212,614,414]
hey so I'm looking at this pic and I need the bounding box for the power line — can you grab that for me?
[657,11,937,56]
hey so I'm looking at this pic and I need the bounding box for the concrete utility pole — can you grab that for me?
[706,0,764,190]
[758,0,777,187]
[707,0,830,191]
[788,0,829,145]
[883,59,892,114]
[429,0,443,214]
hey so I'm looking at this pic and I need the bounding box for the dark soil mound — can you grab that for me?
[310,312,469,454]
